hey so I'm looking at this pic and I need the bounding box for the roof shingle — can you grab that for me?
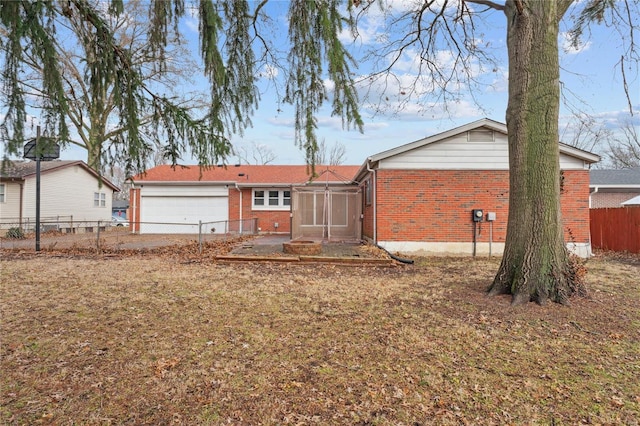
[590,167,640,186]
[131,164,360,186]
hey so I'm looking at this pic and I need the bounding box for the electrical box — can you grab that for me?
[472,209,484,222]
[487,212,496,221]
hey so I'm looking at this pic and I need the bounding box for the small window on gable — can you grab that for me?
[468,129,495,142]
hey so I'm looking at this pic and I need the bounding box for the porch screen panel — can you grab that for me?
[327,191,361,239]
[299,191,315,226]
[292,187,361,241]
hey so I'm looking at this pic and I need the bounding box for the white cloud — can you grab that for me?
[267,117,294,127]
[257,64,279,80]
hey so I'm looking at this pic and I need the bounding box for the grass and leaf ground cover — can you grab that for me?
[1,248,639,425]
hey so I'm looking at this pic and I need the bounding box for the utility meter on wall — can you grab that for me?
[472,209,484,222]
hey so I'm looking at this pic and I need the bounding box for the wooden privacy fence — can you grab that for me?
[590,206,640,254]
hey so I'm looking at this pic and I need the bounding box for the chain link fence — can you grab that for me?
[0,218,258,253]
[1,215,75,232]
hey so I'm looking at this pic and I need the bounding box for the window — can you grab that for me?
[0,183,5,203]
[269,190,279,206]
[254,190,265,206]
[253,189,291,210]
[94,192,106,207]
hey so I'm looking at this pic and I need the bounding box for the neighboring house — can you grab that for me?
[0,160,119,231]
[621,195,640,206]
[129,164,360,237]
[589,167,640,208]
[129,118,599,257]
[354,118,599,257]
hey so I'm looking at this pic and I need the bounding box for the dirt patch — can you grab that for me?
[0,232,388,261]
[1,252,639,425]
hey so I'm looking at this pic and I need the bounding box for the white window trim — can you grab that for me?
[252,188,291,211]
[94,192,106,208]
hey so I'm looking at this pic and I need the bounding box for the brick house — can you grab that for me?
[129,118,598,257]
[129,164,359,236]
[354,118,599,257]
[589,167,640,208]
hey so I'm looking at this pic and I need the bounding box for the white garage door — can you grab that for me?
[140,196,228,234]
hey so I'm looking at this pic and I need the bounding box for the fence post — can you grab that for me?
[97,220,101,252]
[199,220,203,254]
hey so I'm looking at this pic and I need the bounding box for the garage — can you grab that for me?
[138,185,229,234]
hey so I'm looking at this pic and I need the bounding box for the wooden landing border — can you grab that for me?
[215,254,395,266]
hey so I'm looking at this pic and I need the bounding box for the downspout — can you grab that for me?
[235,183,243,234]
[366,159,377,243]
[590,186,598,209]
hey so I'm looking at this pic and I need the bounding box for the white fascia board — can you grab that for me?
[589,184,640,189]
[559,144,601,163]
[236,183,294,188]
[132,180,236,187]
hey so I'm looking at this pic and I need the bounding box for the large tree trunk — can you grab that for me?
[488,1,581,305]
[86,128,103,173]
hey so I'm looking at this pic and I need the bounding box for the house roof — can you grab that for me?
[1,160,120,191]
[131,164,361,187]
[355,118,601,180]
[590,167,640,188]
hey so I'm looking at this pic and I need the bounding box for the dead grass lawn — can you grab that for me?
[1,250,639,425]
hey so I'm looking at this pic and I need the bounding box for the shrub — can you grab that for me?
[6,227,25,239]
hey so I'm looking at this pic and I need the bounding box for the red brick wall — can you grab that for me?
[370,169,590,244]
[228,188,291,234]
[360,179,375,239]
[561,170,591,243]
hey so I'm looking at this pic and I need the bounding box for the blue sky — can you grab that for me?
[13,1,640,167]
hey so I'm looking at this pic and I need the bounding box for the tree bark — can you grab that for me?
[488,1,577,305]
